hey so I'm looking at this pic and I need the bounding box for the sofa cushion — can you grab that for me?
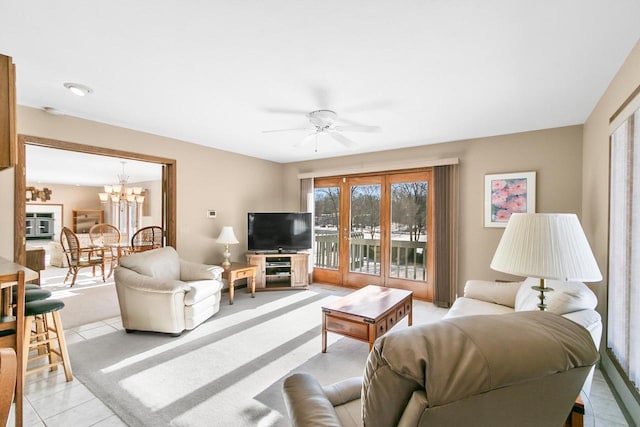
[48,241,68,267]
[445,297,514,319]
[119,247,181,280]
[463,280,522,308]
[184,280,223,305]
[515,278,598,314]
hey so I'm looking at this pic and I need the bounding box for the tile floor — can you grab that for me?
[8,317,633,427]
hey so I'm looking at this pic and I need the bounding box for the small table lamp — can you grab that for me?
[217,226,239,268]
[490,213,602,311]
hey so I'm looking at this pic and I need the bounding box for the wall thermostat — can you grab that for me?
[207,210,217,218]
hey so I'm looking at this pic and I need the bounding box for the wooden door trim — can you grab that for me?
[14,134,177,265]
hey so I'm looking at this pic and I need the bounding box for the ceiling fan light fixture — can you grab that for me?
[64,82,93,96]
[263,108,380,151]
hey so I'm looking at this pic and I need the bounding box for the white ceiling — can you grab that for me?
[2,1,640,172]
[25,145,163,186]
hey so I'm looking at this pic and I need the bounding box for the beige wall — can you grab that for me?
[284,125,584,294]
[0,106,285,264]
[582,40,640,422]
[137,179,162,224]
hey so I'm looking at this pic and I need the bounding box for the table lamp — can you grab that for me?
[217,226,239,268]
[490,213,602,311]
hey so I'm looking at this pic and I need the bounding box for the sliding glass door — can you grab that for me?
[342,176,385,287]
[313,170,433,299]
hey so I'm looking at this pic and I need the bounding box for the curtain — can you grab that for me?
[300,178,313,212]
[433,164,458,308]
[300,178,314,280]
[608,107,640,392]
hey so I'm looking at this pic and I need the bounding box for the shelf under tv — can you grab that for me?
[246,252,309,291]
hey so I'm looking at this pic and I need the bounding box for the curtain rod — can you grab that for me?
[297,157,459,179]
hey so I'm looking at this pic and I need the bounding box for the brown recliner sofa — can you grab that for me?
[283,311,599,427]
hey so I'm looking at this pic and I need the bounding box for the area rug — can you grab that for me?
[39,265,120,329]
[67,285,447,426]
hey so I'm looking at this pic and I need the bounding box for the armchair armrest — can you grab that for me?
[62,245,102,259]
[180,260,223,281]
[283,373,343,427]
[115,267,190,294]
[322,376,362,406]
[463,280,522,308]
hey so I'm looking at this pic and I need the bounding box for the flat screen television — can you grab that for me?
[247,212,312,253]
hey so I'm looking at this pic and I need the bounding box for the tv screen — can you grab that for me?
[247,212,312,252]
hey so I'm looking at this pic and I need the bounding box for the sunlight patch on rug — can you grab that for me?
[50,282,114,299]
[115,291,342,412]
[102,289,341,376]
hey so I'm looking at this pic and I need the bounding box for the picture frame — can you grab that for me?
[484,171,536,228]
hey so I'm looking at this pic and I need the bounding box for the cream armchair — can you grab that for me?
[283,311,599,427]
[114,247,223,336]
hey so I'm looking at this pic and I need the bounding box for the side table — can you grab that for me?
[222,263,257,304]
[564,395,585,427]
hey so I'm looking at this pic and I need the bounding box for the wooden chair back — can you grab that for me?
[131,226,164,251]
[60,226,81,263]
[89,223,121,246]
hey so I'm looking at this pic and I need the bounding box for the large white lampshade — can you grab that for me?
[491,213,602,282]
[491,213,601,310]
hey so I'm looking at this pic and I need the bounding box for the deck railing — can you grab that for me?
[314,233,426,280]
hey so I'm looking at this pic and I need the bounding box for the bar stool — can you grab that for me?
[14,287,51,303]
[16,288,53,357]
[23,299,73,382]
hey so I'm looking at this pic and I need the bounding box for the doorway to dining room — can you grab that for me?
[13,134,177,267]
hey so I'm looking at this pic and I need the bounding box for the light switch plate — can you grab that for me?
[207,210,217,218]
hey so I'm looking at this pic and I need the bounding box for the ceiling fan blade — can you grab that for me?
[261,107,312,115]
[262,127,311,133]
[334,125,381,133]
[328,132,358,149]
[294,133,318,148]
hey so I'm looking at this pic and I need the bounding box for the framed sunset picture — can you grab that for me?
[484,171,536,228]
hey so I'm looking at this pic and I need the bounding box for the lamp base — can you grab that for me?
[222,245,231,268]
[531,278,554,311]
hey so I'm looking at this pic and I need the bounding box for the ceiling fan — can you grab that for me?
[262,109,381,150]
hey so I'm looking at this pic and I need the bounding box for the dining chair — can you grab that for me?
[60,227,106,286]
[89,223,121,277]
[0,348,16,426]
[130,226,164,252]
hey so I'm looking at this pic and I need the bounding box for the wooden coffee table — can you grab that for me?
[321,285,413,352]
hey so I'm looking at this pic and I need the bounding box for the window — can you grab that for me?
[608,89,640,395]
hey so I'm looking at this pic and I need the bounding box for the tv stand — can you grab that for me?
[251,249,297,254]
[277,248,298,254]
[246,252,309,290]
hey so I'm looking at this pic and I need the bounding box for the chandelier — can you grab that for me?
[98,161,145,204]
